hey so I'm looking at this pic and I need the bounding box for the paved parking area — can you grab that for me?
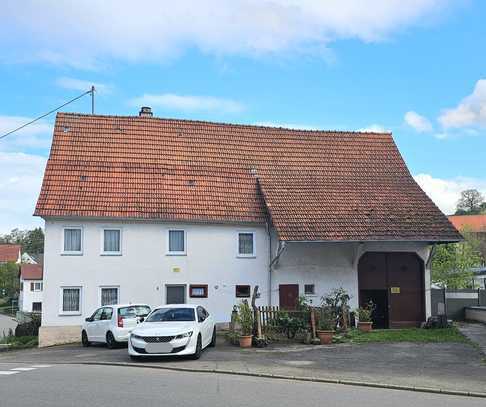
[0,338,485,394]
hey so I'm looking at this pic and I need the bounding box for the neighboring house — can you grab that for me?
[34,110,461,346]
[19,264,43,313]
[448,214,486,261]
[21,252,38,264]
[0,244,21,264]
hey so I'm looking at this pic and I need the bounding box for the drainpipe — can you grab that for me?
[267,225,287,306]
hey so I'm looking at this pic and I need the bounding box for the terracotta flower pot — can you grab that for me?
[316,330,334,345]
[358,321,373,332]
[239,335,253,348]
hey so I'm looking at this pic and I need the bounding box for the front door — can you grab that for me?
[279,284,299,310]
[166,285,186,304]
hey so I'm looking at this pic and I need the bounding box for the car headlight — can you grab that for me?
[174,331,193,340]
[130,334,144,341]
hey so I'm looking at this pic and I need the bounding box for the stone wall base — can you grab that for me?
[39,325,81,347]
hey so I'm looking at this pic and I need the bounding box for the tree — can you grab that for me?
[0,228,44,255]
[0,262,20,299]
[455,189,484,215]
[431,228,483,288]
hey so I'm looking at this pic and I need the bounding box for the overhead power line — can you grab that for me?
[0,86,95,141]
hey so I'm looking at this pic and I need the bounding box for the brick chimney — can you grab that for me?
[139,106,153,117]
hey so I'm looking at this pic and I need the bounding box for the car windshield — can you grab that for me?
[118,305,151,319]
[145,308,195,322]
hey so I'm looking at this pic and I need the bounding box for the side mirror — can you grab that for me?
[139,317,145,323]
[85,317,92,322]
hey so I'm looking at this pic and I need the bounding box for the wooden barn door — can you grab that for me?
[358,252,424,328]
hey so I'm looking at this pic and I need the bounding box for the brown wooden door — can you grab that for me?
[279,284,299,310]
[358,252,424,328]
[387,253,424,328]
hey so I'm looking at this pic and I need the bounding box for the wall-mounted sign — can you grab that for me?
[390,287,400,294]
[172,267,181,273]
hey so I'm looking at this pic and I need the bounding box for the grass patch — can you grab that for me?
[335,326,469,344]
[0,335,38,350]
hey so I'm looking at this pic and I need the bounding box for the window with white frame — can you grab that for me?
[63,227,82,253]
[237,232,255,257]
[60,287,81,314]
[168,230,185,254]
[102,229,121,254]
[30,282,43,292]
[304,284,315,295]
[100,287,119,306]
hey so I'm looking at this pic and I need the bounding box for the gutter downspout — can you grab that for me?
[267,225,287,306]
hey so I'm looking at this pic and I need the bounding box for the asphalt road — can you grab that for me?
[0,362,483,407]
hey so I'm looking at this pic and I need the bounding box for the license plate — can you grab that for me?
[145,343,173,354]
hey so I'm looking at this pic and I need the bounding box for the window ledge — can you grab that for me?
[236,255,256,259]
[100,253,122,256]
[61,252,83,256]
[166,252,187,256]
[58,312,81,316]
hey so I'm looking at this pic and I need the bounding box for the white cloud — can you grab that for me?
[414,173,486,215]
[56,77,112,95]
[1,1,453,66]
[404,111,433,132]
[0,116,53,152]
[0,152,47,233]
[357,124,389,133]
[439,79,486,129]
[130,93,244,114]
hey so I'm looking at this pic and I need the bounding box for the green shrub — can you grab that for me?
[236,301,254,336]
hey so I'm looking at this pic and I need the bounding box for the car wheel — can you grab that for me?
[106,331,117,349]
[209,327,216,348]
[190,334,202,360]
[81,330,90,347]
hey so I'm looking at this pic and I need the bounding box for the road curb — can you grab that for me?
[64,361,486,399]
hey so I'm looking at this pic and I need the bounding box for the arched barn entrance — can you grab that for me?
[358,252,425,328]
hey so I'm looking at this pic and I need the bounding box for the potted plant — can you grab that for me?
[316,307,335,344]
[236,301,254,348]
[355,301,375,332]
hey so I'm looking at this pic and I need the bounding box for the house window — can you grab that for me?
[63,228,82,254]
[32,302,42,312]
[168,230,185,254]
[60,287,81,314]
[100,287,119,306]
[304,284,315,295]
[102,229,121,254]
[237,232,255,257]
[31,282,43,292]
[236,285,251,298]
[189,285,208,298]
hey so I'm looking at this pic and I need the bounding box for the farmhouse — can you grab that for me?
[35,109,461,346]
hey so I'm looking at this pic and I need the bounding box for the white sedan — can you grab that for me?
[128,304,216,359]
[82,304,151,348]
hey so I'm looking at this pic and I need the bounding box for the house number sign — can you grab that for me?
[390,287,400,294]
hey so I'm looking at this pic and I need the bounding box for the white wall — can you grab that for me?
[19,279,43,313]
[42,217,432,332]
[42,219,270,327]
[271,239,430,316]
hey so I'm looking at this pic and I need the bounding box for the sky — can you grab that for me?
[0,0,485,233]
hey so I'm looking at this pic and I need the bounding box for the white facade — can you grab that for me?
[19,278,43,313]
[39,217,432,346]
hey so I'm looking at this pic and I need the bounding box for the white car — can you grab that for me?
[82,304,151,348]
[128,304,216,359]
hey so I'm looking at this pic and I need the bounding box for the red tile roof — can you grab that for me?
[35,112,461,242]
[0,244,21,262]
[20,264,43,280]
[448,215,486,233]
